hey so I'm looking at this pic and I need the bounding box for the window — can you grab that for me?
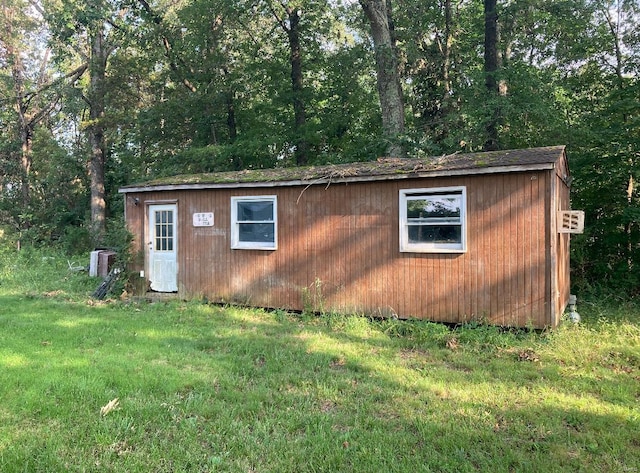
[399,187,466,253]
[231,196,277,250]
[154,209,174,251]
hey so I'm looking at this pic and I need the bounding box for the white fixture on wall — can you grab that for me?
[558,211,585,234]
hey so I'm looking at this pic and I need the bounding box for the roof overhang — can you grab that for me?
[119,161,558,194]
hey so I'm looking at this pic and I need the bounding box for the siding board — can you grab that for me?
[509,177,518,323]
[490,176,500,323]
[535,174,546,325]
[531,174,541,325]
[474,177,486,320]
[516,173,526,324]
[524,175,532,324]
[543,175,553,327]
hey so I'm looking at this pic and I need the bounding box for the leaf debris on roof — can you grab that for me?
[120,146,566,190]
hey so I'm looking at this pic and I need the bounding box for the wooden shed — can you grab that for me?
[119,145,582,328]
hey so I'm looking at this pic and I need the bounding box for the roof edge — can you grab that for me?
[119,161,557,194]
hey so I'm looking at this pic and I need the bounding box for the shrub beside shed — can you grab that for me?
[119,145,582,328]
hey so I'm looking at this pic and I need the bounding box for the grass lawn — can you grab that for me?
[0,249,639,472]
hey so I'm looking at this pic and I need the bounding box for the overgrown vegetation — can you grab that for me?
[1,249,638,472]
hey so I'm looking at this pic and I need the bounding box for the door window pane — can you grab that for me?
[155,210,175,252]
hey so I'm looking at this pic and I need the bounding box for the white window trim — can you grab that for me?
[231,195,278,250]
[399,186,467,253]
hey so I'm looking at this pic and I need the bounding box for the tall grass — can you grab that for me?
[0,246,95,297]
[0,247,638,472]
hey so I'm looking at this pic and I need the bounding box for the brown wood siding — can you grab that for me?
[124,170,554,328]
[555,173,572,324]
[545,152,571,327]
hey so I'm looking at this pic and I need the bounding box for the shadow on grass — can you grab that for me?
[0,296,638,472]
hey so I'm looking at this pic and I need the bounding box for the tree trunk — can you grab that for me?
[226,91,237,143]
[269,2,309,165]
[18,123,33,209]
[484,0,501,151]
[12,54,33,211]
[441,0,453,96]
[3,3,32,213]
[360,0,405,157]
[87,24,108,242]
[435,0,454,142]
[287,8,308,165]
[225,89,243,170]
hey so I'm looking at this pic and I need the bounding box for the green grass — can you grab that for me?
[0,248,639,472]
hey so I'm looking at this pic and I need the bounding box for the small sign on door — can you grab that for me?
[193,212,214,227]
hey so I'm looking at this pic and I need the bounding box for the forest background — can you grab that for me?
[0,0,638,297]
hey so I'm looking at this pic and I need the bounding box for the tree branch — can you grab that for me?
[135,0,197,92]
[267,0,289,33]
[23,62,88,108]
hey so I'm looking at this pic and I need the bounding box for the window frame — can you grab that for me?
[231,195,278,250]
[399,186,467,253]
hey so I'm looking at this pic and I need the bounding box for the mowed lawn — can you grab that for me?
[0,251,639,472]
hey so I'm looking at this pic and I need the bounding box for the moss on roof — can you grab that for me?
[121,145,566,190]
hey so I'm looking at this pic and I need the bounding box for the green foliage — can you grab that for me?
[102,216,133,262]
[570,75,640,294]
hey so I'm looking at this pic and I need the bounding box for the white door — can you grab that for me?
[148,204,178,292]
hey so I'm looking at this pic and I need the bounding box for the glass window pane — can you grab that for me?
[239,223,275,243]
[408,225,461,244]
[238,201,273,221]
[154,210,175,252]
[407,196,460,220]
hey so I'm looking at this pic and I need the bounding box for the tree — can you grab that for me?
[44,0,128,242]
[0,0,58,214]
[0,0,86,234]
[267,0,309,165]
[359,0,405,156]
[400,0,480,152]
[483,0,503,151]
[86,20,109,240]
[568,0,640,292]
[131,0,267,171]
